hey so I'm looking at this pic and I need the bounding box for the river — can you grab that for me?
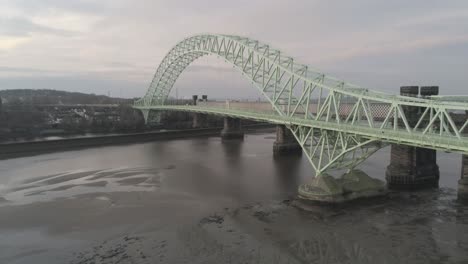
[0,129,467,263]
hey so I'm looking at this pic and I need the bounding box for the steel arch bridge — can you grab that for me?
[134,34,468,178]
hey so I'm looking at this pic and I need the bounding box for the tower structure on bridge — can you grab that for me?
[191,95,209,128]
[386,86,440,189]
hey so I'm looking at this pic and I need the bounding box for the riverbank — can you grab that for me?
[0,124,274,160]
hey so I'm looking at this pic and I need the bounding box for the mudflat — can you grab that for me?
[0,132,467,263]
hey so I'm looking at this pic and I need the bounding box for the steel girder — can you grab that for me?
[134,34,468,175]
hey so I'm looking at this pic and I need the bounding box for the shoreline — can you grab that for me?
[0,124,274,160]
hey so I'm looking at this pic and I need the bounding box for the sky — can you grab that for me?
[0,0,467,99]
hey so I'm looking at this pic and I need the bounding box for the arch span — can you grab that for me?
[136,34,379,114]
[134,34,468,177]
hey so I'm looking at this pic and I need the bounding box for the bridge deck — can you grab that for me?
[136,104,468,154]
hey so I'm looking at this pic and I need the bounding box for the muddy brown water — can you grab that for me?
[0,130,467,264]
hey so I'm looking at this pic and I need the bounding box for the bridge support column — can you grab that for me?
[458,110,468,201]
[220,117,244,140]
[192,113,208,128]
[273,125,302,155]
[417,86,440,184]
[386,86,439,190]
[458,155,468,201]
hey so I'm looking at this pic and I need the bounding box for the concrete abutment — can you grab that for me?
[298,170,387,203]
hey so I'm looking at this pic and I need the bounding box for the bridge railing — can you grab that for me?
[132,99,468,155]
[135,97,467,136]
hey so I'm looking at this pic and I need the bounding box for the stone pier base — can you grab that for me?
[273,125,302,155]
[385,85,440,190]
[220,117,244,140]
[298,170,386,203]
[386,145,439,190]
[458,155,468,201]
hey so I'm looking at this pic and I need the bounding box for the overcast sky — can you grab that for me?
[0,0,467,99]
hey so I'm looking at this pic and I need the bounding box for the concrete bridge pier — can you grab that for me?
[458,155,468,201]
[415,86,440,185]
[385,86,440,190]
[458,110,468,201]
[220,117,244,140]
[191,94,209,128]
[273,125,302,155]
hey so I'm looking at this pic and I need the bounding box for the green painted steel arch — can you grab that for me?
[136,34,369,115]
[135,34,468,158]
[135,33,468,113]
[134,34,468,176]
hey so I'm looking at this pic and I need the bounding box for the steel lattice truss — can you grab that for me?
[134,34,468,175]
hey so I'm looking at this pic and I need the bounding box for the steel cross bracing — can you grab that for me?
[134,34,468,175]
